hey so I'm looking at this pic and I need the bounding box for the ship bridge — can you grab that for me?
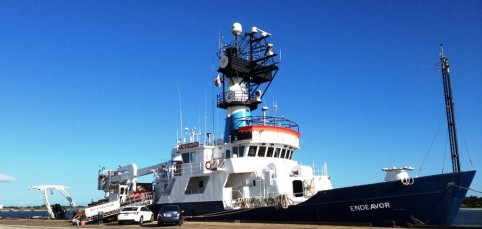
[230,115,300,149]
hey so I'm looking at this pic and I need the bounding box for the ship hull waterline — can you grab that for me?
[152,170,476,227]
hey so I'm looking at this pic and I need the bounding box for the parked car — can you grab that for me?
[157,205,184,226]
[117,206,154,225]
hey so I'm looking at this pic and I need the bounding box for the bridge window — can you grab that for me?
[266,147,274,157]
[248,146,257,157]
[258,146,266,157]
[280,149,286,158]
[225,150,231,158]
[287,150,293,159]
[274,148,280,158]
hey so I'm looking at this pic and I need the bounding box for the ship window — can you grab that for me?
[182,153,190,163]
[248,146,257,157]
[266,147,274,157]
[280,149,286,158]
[232,146,245,157]
[182,152,197,163]
[286,150,292,159]
[274,148,281,158]
[226,150,231,158]
[288,150,293,159]
[293,180,303,197]
[190,152,197,163]
[258,146,266,157]
[238,145,245,157]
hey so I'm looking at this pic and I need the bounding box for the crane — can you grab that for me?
[28,185,76,219]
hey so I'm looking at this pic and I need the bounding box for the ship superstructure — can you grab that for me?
[153,22,333,213]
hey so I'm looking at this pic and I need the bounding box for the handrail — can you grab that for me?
[232,115,299,132]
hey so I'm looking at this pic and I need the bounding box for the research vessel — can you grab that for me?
[93,22,475,227]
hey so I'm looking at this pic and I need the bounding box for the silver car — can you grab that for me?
[117,206,154,225]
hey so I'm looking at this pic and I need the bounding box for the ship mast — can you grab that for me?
[216,22,280,143]
[439,44,461,173]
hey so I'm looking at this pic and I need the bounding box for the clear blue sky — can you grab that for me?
[1,0,481,206]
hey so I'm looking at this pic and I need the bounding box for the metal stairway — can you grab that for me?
[74,193,155,223]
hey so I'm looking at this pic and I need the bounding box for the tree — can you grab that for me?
[461,196,482,208]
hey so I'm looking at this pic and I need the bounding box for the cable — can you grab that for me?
[418,116,444,176]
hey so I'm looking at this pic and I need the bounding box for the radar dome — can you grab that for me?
[232,22,242,36]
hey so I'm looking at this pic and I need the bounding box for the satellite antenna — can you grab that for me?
[262,106,269,126]
[232,22,242,36]
[232,22,242,48]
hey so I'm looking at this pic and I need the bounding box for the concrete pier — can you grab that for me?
[0,219,377,229]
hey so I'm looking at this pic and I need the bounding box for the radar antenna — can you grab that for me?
[439,44,461,173]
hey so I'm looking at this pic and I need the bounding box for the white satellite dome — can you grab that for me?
[232,22,242,36]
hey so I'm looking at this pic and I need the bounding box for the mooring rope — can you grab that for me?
[189,207,255,219]
[448,183,482,194]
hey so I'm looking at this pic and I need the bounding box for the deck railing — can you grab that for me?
[231,115,299,132]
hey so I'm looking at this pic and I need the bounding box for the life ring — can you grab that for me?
[205,161,212,170]
[401,177,414,186]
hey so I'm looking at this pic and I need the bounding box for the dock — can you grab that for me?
[0,219,379,229]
